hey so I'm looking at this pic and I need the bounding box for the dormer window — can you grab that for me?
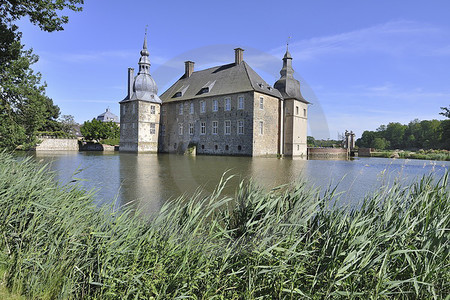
[199,87,209,94]
[258,83,263,88]
[267,86,272,91]
[172,91,182,98]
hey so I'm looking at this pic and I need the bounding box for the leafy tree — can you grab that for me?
[58,114,77,135]
[307,136,316,147]
[440,106,450,118]
[372,137,389,150]
[0,0,84,150]
[81,119,119,142]
[384,122,406,149]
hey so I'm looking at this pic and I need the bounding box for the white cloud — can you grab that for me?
[271,20,445,61]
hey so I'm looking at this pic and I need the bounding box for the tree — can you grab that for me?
[384,122,406,149]
[58,114,77,135]
[0,0,84,149]
[0,44,61,149]
[372,137,389,150]
[440,106,450,118]
[80,119,119,142]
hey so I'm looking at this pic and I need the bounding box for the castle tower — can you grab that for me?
[274,45,309,156]
[119,33,162,152]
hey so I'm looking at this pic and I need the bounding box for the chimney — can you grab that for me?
[184,61,195,78]
[127,68,134,99]
[234,48,244,65]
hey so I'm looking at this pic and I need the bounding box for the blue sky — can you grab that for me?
[17,0,450,139]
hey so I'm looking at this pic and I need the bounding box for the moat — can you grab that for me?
[25,152,449,214]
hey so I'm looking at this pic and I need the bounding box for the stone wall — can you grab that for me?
[34,138,79,151]
[160,91,255,156]
[120,100,160,152]
[252,92,280,156]
[307,147,348,158]
[358,148,373,157]
[284,99,308,157]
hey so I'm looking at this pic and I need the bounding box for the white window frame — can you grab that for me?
[150,123,156,134]
[259,121,264,135]
[237,120,244,135]
[225,97,231,111]
[212,121,218,135]
[296,106,299,115]
[200,122,206,135]
[238,96,244,110]
[259,97,264,109]
[200,101,206,113]
[179,103,184,115]
[224,120,231,135]
[189,123,194,135]
[213,99,218,112]
[178,123,183,135]
[150,105,155,114]
[303,108,307,117]
[190,102,194,114]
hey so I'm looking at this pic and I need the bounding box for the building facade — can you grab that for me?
[120,37,309,156]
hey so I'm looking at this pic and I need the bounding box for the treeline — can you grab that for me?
[307,136,343,148]
[356,118,450,150]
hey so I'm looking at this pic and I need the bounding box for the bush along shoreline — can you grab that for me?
[369,149,450,161]
[0,152,449,299]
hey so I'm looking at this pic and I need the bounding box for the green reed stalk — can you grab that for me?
[0,152,449,299]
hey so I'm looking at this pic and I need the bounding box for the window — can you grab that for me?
[200,101,206,113]
[225,98,231,111]
[190,102,194,114]
[225,145,229,151]
[259,97,264,109]
[296,106,299,115]
[212,121,218,134]
[238,96,244,110]
[162,107,166,115]
[224,120,231,135]
[150,123,156,134]
[200,122,206,135]
[215,145,218,150]
[189,123,194,135]
[199,87,209,94]
[161,125,165,136]
[132,103,136,114]
[213,99,218,112]
[178,123,183,135]
[173,92,182,98]
[132,123,135,129]
[179,103,183,115]
[201,144,205,149]
[151,105,155,114]
[303,109,306,117]
[238,145,242,151]
[259,121,264,135]
[237,120,244,134]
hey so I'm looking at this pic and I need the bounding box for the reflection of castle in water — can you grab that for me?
[118,153,309,213]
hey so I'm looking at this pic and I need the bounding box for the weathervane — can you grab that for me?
[286,36,291,51]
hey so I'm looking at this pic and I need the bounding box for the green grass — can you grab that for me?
[370,149,450,161]
[0,152,449,299]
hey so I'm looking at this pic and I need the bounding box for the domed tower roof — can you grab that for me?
[128,33,161,104]
[274,45,308,104]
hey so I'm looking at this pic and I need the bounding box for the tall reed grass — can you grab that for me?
[0,152,449,299]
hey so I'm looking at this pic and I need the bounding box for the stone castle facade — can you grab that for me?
[119,36,309,156]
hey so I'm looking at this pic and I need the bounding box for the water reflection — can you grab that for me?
[24,152,449,214]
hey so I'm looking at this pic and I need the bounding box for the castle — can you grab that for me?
[119,35,309,156]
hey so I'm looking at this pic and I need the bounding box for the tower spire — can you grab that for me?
[138,28,150,75]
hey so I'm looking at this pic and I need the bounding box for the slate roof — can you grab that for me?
[160,61,282,103]
[97,109,119,123]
